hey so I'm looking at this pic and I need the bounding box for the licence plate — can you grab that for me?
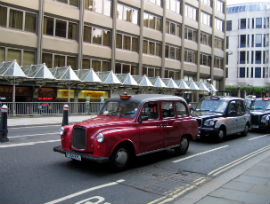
[251,125,259,129]
[65,152,81,161]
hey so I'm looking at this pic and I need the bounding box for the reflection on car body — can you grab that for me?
[54,94,198,171]
[192,96,250,142]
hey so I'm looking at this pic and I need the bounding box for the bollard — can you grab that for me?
[0,105,9,143]
[62,104,69,126]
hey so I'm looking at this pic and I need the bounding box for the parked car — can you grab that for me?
[54,94,198,170]
[192,96,250,142]
[245,95,256,110]
[250,97,270,132]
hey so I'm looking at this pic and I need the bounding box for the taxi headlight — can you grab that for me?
[261,115,270,123]
[204,119,216,127]
[59,127,65,136]
[96,133,104,143]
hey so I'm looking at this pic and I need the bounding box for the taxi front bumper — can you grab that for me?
[198,127,219,138]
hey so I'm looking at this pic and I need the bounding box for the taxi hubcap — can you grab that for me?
[115,148,128,166]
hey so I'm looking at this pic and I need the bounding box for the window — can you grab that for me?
[226,36,229,49]
[184,27,197,42]
[148,0,161,7]
[0,47,4,62]
[42,53,52,68]
[255,34,262,47]
[143,39,162,57]
[165,69,180,79]
[57,0,79,7]
[255,67,261,78]
[214,37,223,49]
[200,53,211,66]
[85,0,111,16]
[144,12,162,31]
[124,36,131,50]
[184,49,197,64]
[166,0,181,14]
[165,45,181,61]
[116,33,138,52]
[240,51,245,64]
[216,0,223,13]
[239,67,245,78]
[201,12,211,26]
[201,0,211,7]
[166,20,181,37]
[214,56,223,69]
[55,19,67,38]
[23,51,35,66]
[7,48,21,65]
[201,32,211,46]
[162,102,175,118]
[44,17,54,35]
[176,102,187,117]
[226,20,232,31]
[185,4,197,21]
[215,18,223,31]
[0,6,7,27]
[83,25,111,47]
[256,18,262,28]
[9,9,23,30]
[143,66,161,77]
[255,51,261,64]
[54,55,65,67]
[115,62,138,75]
[68,22,77,40]
[25,13,36,33]
[239,35,246,48]
[140,102,159,120]
[42,52,77,69]
[240,19,246,29]
[82,58,111,71]
[117,3,138,24]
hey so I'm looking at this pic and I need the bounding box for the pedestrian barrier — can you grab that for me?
[2,102,104,117]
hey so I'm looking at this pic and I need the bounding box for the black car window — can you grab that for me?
[162,102,175,118]
[140,102,159,120]
[228,101,237,116]
[237,100,246,115]
[176,102,187,117]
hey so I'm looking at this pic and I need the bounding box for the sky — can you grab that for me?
[227,0,270,5]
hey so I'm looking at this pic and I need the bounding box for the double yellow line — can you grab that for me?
[208,145,270,176]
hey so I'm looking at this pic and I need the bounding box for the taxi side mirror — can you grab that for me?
[138,115,149,123]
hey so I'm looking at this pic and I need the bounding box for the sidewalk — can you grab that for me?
[175,150,270,204]
[7,115,96,127]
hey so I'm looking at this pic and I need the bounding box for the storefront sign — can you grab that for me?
[78,90,108,100]
[57,89,75,99]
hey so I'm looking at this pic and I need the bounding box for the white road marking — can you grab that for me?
[11,132,58,139]
[43,179,125,204]
[9,124,60,129]
[0,139,60,148]
[172,145,229,163]
[248,134,269,141]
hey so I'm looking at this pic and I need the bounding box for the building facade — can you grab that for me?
[226,2,270,94]
[0,0,226,101]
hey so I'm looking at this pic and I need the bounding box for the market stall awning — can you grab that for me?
[0,60,26,78]
[75,68,101,82]
[49,66,80,81]
[22,64,55,79]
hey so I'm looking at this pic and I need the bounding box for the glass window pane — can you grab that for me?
[84,26,91,42]
[156,43,161,57]
[143,66,147,75]
[176,48,180,60]
[67,56,76,69]
[0,6,7,27]
[148,68,154,77]
[82,59,90,69]
[166,21,169,33]
[44,17,54,35]
[132,9,138,24]
[149,42,155,55]
[92,27,102,44]
[25,13,36,33]
[102,61,110,71]
[117,4,123,20]
[143,40,148,54]
[115,63,121,73]
[7,49,21,65]
[55,19,67,38]
[92,60,101,72]
[104,0,111,16]
[0,47,5,61]
[93,0,102,13]
[165,45,169,58]
[42,53,52,68]
[124,35,131,50]
[131,65,138,75]
[144,13,148,27]
[156,17,161,31]
[149,15,155,29]
[70,0,79,7]
[68,22,77,40]
[122,64,130,73]
[132,37,138,52]
[23,51,35,66]
[9,9,23,30]
[155,68,161,77]
[54,55,65,67]
[170,47,175,59]
[103,30,111,46]
[170,23,176,35]
[116,34,122,49]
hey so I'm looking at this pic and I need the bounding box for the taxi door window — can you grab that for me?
[237,100,246,115]
[162,102,175,118]
[228,101,237,116]
[140,102,159,120]
[176,102,187,117]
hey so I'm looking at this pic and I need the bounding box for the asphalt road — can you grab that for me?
[0,125,269,204]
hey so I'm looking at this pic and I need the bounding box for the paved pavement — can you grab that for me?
[5,115,270,204]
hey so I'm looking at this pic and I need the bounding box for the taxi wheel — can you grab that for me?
[241,124,249,136]
[216,128,225,142]
[175,136,189,155]
[110,146,130,171]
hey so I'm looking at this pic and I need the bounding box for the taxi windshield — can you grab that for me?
[99,101,140,118]
[196,99,228,113]
[252,100,270,110]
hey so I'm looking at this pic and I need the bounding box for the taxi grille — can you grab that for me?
[72,127,86,150]
[251,115,261,125]
[196,118,202,127]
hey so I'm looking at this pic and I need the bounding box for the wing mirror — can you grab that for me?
[138,115,149,123]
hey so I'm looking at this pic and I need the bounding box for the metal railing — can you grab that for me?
[1,102,104,117]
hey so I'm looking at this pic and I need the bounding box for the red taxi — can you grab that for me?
[54,94,198,170]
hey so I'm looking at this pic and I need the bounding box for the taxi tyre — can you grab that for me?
[110,145,131,171]
[216,128,225,142]
[175,135,189,155]
[241,123,249,136]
